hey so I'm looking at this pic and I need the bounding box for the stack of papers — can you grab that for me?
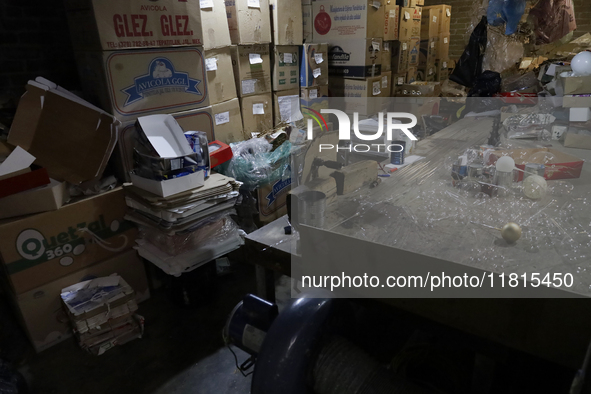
[61,275,144,355]
[123,173,245,276]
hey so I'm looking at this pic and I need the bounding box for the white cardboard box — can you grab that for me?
[76,47,209,121]
[328,38,382,79]
[312,0,385,40]
[570,107,591,122]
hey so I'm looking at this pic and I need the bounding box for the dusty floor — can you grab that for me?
[5,262,257,394]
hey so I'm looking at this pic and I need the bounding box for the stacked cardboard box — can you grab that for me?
[421,4,451,83]
[61,275,145,355]
[397,5,422,84]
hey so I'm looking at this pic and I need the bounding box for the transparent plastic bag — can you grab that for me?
[218,138,292,191]
[482,27,525,73]
[138,214,239,256]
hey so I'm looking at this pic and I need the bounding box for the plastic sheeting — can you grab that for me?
[482,28,525,74]
[219,138,292,191]
[529,0,577,46]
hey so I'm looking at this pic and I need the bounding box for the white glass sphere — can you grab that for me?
[572,51,591,76]
[496,156,515,172]
[523,175,548,199]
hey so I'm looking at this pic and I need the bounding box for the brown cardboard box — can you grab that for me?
[382,41,393,72]
[5,249,149,353]
[328,38,382,79]
[563,96,591,108]
[419,37,437,67]
[312,0,385,40]
[303,5,313,42]
[383,2,399,41]
[240,93,274,134]
[210,98,245,143]
[225,0,272,44]
[273,89,301,126]
[406,67,418,83]
[437,33,450,61]
[0,188,137,295]
[330,76,385,98]
[423,5,452,33]
[8,79,118,186]
[380,71,392,97]
[204,47,237,105]
[301,44,329,87]
[398,0,424,6]
[564,125,591,149]
[256,177,290,223]
[408,37,420,66]
[300,86,329,119]
[64,0,203,51]
[435,59,449,82]
[391,73,406,94]
[418,63,436,82]
[399,7,422,41]
[270,0,303,45]
[420,7,439,39]
[391,40,409,73]
[231,44,272,97]
[0,180,69,220]
[272,46,300,91]
[75,47,209,122]
[200,0,232,49]
[393,81,441,97]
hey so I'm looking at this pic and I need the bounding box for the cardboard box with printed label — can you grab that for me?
[380,71,392,97]
[423,5,451,33]
[312,0,385,40]
[391,40,409,73]
[76,47,209,122]
[270,0,303,45]
[272,46,300,91]
[231,44,272,97]
[303,5,313,42]
[256,176,291,223]
[225,0,272,44]
[328,38,382,79]
[300,85,329,117]
[382,41,393,72]
[418,63,436,82]
[399,7,422,41]
[200,0,232,49]
[64,0,203,51]
[396,0,424,7]
[330,76,384,98]
[300,43,329,87]
[406,67,418,84]
[393,81,441,97]
[419,37,437,67]
[391,73,406,94]
[0,188,137,295]
[435,59,449,82]
[204,47,237,105]
[273,89,302,126]
[210,98,245,143]
[240,93,274,134]
[437,33,450,60]
[5,249,149,353]
[420,7,439,39]
[408,38,420,66]
[383,2,399,41]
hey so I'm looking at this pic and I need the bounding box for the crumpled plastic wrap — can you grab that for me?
[138,213,239,256]
[219,138,292,191]
[482,27,525,73]
[528,0,577,46]
[503,113,555,140]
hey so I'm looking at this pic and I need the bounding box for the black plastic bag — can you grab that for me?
[468,70,502,97]
[450,16,488,88]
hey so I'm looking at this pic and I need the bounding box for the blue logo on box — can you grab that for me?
[266,177,292,207]
[121,57,202,106]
